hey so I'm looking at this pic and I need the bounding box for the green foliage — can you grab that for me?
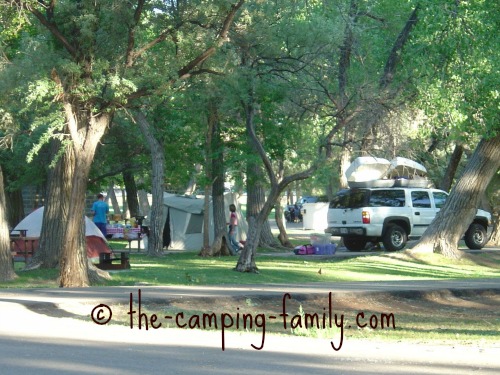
[0,0,497,221]
[408,0,500,142]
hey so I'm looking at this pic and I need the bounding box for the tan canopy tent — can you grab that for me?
[161,193,247,250]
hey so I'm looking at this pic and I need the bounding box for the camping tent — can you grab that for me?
[161,193,247,250]
[12,207,111,258]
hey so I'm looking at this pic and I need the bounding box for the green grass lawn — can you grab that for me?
[3,246,499,288]
[100,251,498,287]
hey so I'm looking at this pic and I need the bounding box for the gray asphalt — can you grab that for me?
[0,278,499,375]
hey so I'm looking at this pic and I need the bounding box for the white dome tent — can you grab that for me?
[12,207,112,259]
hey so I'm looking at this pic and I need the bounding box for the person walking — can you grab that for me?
[228,204,240,255]
[91,193,109,236]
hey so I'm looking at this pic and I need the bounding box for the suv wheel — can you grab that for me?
[382,224,407,251]
[464,223,487,250]
[343,237,368,251]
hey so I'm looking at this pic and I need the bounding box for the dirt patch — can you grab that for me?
[166,289,499,318]
[119,288,499,344]
[38,287,499,345]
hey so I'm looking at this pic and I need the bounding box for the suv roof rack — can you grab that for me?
[347,178,433,189]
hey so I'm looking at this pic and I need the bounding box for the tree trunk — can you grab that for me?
[107,182,121,216]
[122,188,129,218]
[361,5,420,154]
[339,145,351,190]
[202,183,211,251]
[0,166,17,281]
[137,187,150,216]
[235,216,260,272]
[410,134,500,258]
[199,166,231,257]
[30,140,75,269]
[87,259,112,283]
[235,79,320,272]
[379,5,419,90]
[211,139,231,256]
[184,163,202,195]
[486,178,499,246]
[236,187,280,272]
[59,108,110,287]
[487,212,500,246]
[439,144,463,191]
[123,169,140,218]
[275,203,292,248]
[134,111,165,256]
[5,189,24,229]
[202,100,215,252]
[200,100,232,257]
[246,140,277,248]
[334,1,357,191]
[259,212,276,245]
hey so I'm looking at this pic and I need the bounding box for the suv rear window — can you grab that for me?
[411,191,431,208]
[368,190,405,207]
[329,189,368,209]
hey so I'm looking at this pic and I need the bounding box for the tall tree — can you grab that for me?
[411,134,500,258]
[407,0,499,257]
[236,87,320,272]
[132,110,165,257]
[224,0,330,253]
[131,0,245,256]
[199,97,233,256]
[29,140,75,269]
[486,174,500,247]
[2,0,245,282]
[439,144,464,191]
[122,170,140,218]
[0,165,17,281]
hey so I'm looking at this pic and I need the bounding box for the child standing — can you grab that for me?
[228,204,239,255]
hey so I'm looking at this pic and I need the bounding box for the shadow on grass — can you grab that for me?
[1,247,498,289]
[99,252,499,287]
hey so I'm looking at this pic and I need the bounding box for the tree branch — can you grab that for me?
[21,2,78,59]
[243,94,278,187]
[88,163,143,184]
[125,0,147,67]
[177,0,245,78]
[380,5,419,89]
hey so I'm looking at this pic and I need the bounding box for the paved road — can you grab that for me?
[0,325,498,375]
[1,278,499,374]
[1,278,499,302]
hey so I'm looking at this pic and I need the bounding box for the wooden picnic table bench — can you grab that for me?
[10,229,37,263]
[96,250,131,270]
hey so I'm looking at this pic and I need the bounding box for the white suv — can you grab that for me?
[325,187,491,251]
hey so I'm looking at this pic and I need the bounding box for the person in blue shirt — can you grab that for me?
[91,193,109,236]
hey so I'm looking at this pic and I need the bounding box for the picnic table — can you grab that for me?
[106,226,143,251]
[10,229,37,263]
[96,250,131,270]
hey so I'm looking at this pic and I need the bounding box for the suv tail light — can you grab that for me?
[362,211,370,224]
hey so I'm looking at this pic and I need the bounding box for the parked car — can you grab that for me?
[285,204,303,223]
[297,196,320,205]
[325,187,492,251]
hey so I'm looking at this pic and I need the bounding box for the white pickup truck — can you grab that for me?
[325,187,492,251]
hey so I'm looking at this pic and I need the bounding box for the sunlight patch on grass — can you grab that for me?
[1,246,498,289]
[91,250,500,287]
